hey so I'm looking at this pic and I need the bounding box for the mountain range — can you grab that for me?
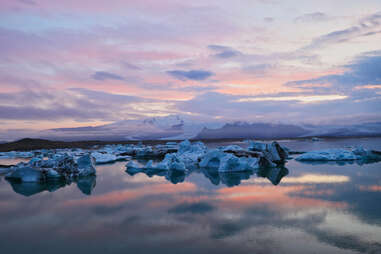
[27,115,381,141]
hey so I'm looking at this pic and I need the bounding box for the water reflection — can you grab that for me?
[6,175,96,196]
[1,138,381,254]
[7,180,68,197]
[127,166,288,187]
[257,167,289,185]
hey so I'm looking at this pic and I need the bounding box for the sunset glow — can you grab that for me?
[0,0,380,140]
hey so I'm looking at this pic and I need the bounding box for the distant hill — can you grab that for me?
[0,138,99,152]
[195,122,310,139]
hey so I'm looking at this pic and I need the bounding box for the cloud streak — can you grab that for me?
[92,71,125,81]
[166,70,214,81]
[303,12,381,50]
[286,51,381,93]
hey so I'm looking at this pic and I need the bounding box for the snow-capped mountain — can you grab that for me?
[41,115,224,141]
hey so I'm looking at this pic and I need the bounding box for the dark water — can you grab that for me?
[1,138,381,254]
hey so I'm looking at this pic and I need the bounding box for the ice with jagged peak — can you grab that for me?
[125,140,206,172]
[199,149,260,172]
[5,154,96,183]
[155,153,186,171]
[177,140,208,159]
[176,140,208,168]
[247,141,268,152]
[77,154,96,176]
[296,147,381,161]
[247,140,289,164]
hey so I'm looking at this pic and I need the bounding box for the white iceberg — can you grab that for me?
[176,140,207,168]
[295,147,381,161]
[126,140,206,172]
[5,153,96,183]
[199,149,260,172]
[91,152,118,164]
[155,153,186,171]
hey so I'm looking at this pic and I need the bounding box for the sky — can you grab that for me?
[0,0,381,134]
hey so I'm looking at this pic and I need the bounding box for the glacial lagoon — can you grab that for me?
[1,138,381,254]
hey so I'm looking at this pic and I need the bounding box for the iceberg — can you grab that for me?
[199,149,260,172]
[295,147,381,161]
[5,153,96,183]
[77,154,96,176]
[91,152,118,164]
[176,140,207,168]
[155,153,186,171]
[124,139,291,174]
[154,143,178,154]
[247,141,289,164]
[296,149,357,161]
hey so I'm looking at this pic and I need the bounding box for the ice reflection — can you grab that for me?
[1,138,381,254]
[7,180,68,197]
[128,165,289,187]
[6,175,96,196]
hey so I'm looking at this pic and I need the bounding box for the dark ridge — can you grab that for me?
[0,138,190,152]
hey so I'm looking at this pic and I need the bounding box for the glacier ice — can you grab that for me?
[155,153,186,171]
[91,152,118,164]
[248,140,289,164]
[199,149,260,172]
[5,154,96,183]
[296,147,381,161]
[77,154,96,176]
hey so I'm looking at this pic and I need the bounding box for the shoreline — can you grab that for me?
[1,136,381,152]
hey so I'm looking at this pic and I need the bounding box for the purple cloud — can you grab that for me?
[208,45,241,59]
[166,70,214,81]
[294,12,330,23]
[286,51,381,93]
[92,71,125,81]
[303,12,381,50]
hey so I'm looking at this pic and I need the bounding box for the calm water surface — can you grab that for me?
[1,138,381,254]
